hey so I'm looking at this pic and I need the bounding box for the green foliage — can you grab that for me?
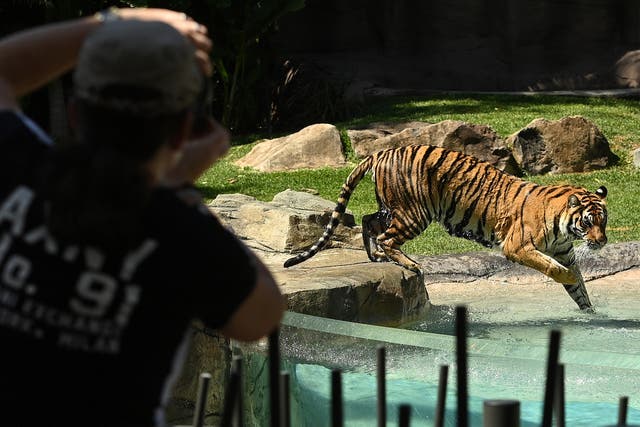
[201,0,306,132]
[201,93,640,256]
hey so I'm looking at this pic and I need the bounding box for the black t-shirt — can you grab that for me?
[0,111,257,426]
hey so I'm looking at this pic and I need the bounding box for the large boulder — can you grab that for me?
[506,116,619,175]
[208,190,362,253]
[614,50,640,88]
[234,123,346,172]
[275,248,428,326]
[412,241,640,285]
[346,121,430,149]
[350,120,521,175]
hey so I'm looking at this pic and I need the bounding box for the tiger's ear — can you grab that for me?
[568,194,580,208]
[595,186,607,199]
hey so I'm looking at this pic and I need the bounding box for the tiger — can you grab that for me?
[284,144,608,311]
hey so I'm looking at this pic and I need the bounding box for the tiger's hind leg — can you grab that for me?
[375,215,425,273]
[362,212,389,262]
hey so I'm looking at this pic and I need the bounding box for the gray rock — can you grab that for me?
[634,147,640,168]
[412,242,640,285]
[615,50,640,88]
[413,251,513,284]
[351,119,520,175]
[271,249,429,326]
[271,188,341,212]
[234,123,346,172]
[347,121,430,149]
[506,116,619,175]
[208,191,362,253]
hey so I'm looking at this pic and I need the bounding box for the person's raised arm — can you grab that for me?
[0,7,212,110]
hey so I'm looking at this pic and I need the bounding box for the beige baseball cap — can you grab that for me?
[73,19,202,116]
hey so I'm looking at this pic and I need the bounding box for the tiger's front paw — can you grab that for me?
[401,261,422,274]
[581,305,596,313]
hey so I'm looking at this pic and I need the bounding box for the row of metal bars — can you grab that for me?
[191,305,632,427]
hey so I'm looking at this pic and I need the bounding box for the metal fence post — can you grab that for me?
[483,400,520,427]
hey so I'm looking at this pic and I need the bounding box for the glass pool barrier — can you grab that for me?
[233,310,640,426]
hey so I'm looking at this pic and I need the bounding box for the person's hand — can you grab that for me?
[116,8,213,76]
[163,118,231,187]
[186,117,231,165]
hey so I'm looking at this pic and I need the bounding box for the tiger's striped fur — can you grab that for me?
[284,144,608,311]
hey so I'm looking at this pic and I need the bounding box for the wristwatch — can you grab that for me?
[94,7,121,23]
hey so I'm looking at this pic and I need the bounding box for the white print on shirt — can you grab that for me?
[0,185,157,354]
[0,185,33,236]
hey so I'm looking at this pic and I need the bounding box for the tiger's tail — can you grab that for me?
[283,155,375,268]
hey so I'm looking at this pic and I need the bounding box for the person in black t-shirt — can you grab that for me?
[0,8,285,427]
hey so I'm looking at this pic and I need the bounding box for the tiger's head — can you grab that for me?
[566,186,608,249]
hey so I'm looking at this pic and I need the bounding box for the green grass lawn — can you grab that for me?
[197,93,640,256]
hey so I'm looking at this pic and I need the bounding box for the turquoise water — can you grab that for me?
[238,309,640,426]
[405,302,640,355]
[289,363,637,427]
